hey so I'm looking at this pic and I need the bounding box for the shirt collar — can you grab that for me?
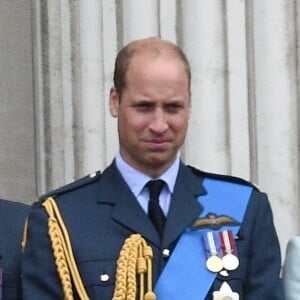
[115,153,179,198]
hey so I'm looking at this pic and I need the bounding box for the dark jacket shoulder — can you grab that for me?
[0,199,29,232]
[187,165,259,191]
[0,198,29,214]
[39,171,102,202]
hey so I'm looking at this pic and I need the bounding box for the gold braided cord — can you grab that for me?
[45,202,74,300]
[21,217,28,251]
[43,197,90,300]
[46,198,88,298]
[112,234,156,300]
[138,244,146,299]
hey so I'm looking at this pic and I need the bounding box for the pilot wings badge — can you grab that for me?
[191,213,239,230]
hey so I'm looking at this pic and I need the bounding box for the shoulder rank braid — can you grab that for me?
[43,197,89,300]
[40,197,156,300]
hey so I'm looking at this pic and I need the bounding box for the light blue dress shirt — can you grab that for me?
[115,153,179,216]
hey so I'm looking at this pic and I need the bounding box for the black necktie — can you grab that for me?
[147,180,166,238]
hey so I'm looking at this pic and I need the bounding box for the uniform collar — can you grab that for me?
[115,153,179,197]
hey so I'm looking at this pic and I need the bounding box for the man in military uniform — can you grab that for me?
[0,198,28,299]
[22,37,284,299]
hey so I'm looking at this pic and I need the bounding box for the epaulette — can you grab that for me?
[39,170,102,202]
[188,165,259,191]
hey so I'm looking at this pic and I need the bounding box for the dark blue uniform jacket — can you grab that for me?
[0,199,28,299]
[22,161,284,299]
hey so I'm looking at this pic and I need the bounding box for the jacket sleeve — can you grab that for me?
[209,189,284,299]
[283,236,300,300]
[240,190,284,299]
[21,202,65,299]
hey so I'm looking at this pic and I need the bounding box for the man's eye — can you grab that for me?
[165,104,183,113]
[133,104,153,111]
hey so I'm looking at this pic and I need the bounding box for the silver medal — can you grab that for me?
[222,253,239,271]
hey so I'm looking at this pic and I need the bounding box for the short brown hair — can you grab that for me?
[113,37,191,95]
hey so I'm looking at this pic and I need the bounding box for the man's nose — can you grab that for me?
[149,109,168,133]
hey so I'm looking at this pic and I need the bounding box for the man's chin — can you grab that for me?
[145,154,175,168]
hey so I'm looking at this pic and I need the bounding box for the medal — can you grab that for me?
[206,255,224,273]
[222,253,239,271]
[213,282,239,300]
[203,231,223,273]
[219,230,239,271]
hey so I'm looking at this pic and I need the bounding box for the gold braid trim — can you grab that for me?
[21,217,28,251]
[112,234,156,300]
[42,197,90,300]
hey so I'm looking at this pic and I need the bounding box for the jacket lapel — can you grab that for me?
[163,163,206,247]
[96,162,161,246]
[112,185,161,246]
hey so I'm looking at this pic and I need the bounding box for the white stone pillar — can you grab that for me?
[0,0,35,202]
[252,0,300,254]
[181,1,229,174]
[79,0,106,174]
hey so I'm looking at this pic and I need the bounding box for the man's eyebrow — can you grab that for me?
[131,100,154,104]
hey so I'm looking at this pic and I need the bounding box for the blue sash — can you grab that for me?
[154,177,253,299]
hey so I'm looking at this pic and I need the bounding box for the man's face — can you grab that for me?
[110,53,191,177]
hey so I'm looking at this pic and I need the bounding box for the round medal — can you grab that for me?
[206,255,223,273]
[222,253,239,271]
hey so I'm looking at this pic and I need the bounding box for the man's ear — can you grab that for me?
[188,92,192,119]
[109,86,120,118]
